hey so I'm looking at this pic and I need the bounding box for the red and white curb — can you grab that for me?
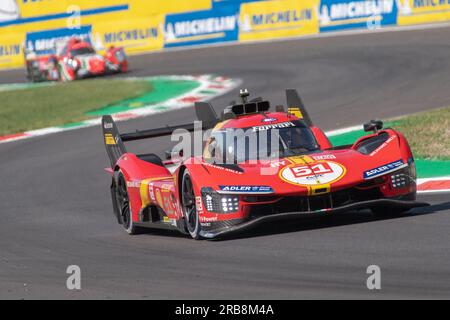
[0,74,241,144]
[417,177,450,194]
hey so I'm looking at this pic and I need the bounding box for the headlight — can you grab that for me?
[201,187,239,213]
[390,172,408,188]
[390,163,415,189]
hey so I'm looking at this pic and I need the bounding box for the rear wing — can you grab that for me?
[101,89,311,166]
[286,89,313,126]
[101,101,219,166]
[102,116,127,167]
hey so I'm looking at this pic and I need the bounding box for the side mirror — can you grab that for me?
[363,119,383,133]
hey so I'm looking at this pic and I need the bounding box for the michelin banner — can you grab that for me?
[239,0,319,41]
[318,0,398,31]
[397,0,450,26]
[163,2,241,48]
[1,0,450,70]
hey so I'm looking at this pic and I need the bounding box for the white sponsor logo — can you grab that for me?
[202,162,244,174]
[200,216,218,222]
[164,15,236,41]
[126,181,140,188]
[319,0,395,25]
[312,154,336,160]
[252,121,295,132]
[364,159,404,179]
[219,185,272,193]
[261,117,278,123]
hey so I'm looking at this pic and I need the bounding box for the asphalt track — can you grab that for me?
[1,27,450,299]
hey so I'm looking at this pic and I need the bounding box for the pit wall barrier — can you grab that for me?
[1,0,449,70]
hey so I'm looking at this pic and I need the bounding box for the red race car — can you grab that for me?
[25,37,128,82]
[101,89,428,239]
[57,38,127,81]
[24,50,59,82]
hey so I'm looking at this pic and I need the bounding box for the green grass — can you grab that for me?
[390,107,450,160]
[0,79,152,135]
[328,106,450,161]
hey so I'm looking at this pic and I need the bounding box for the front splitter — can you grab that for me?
[199,199,429,239]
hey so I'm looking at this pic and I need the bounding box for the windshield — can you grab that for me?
[70,47,95,56]
[206,120,319,164]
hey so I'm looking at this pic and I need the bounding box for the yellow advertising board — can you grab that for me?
[0,32,23,68]
[397,0,450,25]
[239,0,320,42]
[92,16,165,55]
[13,0,210,18]
[2,0,450,70]
[0,0,210,69]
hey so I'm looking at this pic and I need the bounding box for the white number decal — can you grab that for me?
[291,163,333,178]
[281,161,345,185]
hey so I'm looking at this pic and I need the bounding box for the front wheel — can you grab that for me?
[181,169,201,239]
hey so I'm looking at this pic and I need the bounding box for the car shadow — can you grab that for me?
[139,228,189,239]
[134,201,450,241]
[212,201,450,241]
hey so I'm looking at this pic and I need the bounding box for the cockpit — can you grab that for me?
[205,120,319,164]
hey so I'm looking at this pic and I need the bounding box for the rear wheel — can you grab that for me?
[28,68,39,82]
[116,173,142,234]
[181,169,201,239]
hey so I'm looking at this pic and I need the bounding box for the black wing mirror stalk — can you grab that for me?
[363,119,383,133]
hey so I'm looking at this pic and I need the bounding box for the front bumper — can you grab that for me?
[199,198,429,239]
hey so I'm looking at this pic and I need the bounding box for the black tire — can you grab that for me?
[181,169,201,239]
[28,69,38,83]
[371,206,410,218]
[115,172,142,235]
[110,179,123,224]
